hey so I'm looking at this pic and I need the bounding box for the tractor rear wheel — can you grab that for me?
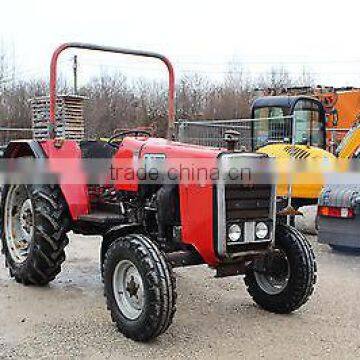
[1,184,70,285]
[103,234,177,342]
[244,224,316,313]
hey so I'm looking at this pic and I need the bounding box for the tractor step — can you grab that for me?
[78,211,124,225]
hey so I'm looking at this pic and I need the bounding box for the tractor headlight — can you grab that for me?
[228,224,242,242]
[255,222,269,239]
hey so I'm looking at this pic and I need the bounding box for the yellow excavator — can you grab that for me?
[251,96,360,209]
[334,122,360,158]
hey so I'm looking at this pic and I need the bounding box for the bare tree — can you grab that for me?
[0,47,318,143]
[296,67,315,87]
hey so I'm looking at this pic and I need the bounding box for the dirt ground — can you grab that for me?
[1,233,360,360]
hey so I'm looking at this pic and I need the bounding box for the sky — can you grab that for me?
[1,0,360,87]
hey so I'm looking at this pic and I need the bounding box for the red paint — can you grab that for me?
[49,44,69,136]
[50,43,175,139]
[36,135,222,264]
[179,183,217,265]
[111,137,147,192]
[40,140,89,220]
[110,136,221,264]
[139,139,220,264]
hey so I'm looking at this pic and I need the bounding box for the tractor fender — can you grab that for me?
[39,140,89,220]
[101,224,142,266]
[3,140,46,159]
[3,140,89,220]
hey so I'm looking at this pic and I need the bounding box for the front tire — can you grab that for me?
[244,224,317,313]
[1,184,70,285]
[103,234,177,342]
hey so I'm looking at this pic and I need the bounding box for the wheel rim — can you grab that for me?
[4,185,34,264]
[254,250,290,295]
[112,259,145,320]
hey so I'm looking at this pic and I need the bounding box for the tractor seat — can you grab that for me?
[80,140,117,159]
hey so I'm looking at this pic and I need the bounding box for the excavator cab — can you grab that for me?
[251,96,326,151]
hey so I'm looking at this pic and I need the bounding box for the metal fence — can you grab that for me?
[176,116,293,150]
[176,119,252,150]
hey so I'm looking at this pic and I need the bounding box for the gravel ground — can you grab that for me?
[1,232,360,360]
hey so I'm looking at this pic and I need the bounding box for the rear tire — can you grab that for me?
[244,224,317,313]
[1,184,70,285]
[103,234,177,342]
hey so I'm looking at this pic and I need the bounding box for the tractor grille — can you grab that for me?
[225,183,272,220]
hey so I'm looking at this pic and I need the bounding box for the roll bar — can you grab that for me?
[49,42,175,139]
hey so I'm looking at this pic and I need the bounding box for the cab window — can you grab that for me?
[293,100,324,147]
[253,107,290,149]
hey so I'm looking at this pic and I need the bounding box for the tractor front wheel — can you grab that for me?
[103,234,177,342]
[1,184,70,285]
[244,224,317,313]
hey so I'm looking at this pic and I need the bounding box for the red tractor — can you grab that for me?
[0,43,316,342]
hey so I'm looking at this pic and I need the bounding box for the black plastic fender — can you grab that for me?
[3,140,46,159]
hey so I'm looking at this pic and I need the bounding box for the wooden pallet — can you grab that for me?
[30,95,86,141]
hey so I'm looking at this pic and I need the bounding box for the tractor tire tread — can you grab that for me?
[103,234,177,342]
[1,184,70,286]
[244,224,317,314]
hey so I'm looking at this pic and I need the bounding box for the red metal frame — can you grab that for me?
[49,42,175,139]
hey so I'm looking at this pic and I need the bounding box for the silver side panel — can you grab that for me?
[216,181,227,257]
[319,184,360,208]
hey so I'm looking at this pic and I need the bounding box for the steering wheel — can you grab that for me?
[107,130,151,147]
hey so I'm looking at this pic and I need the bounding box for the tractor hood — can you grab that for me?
[112,137,268,191]
[139,137,225,157]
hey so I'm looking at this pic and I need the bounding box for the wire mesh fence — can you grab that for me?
[176,119,252,150]
[176,116,294,150]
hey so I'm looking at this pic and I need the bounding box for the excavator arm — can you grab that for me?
[336,123,360,158]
